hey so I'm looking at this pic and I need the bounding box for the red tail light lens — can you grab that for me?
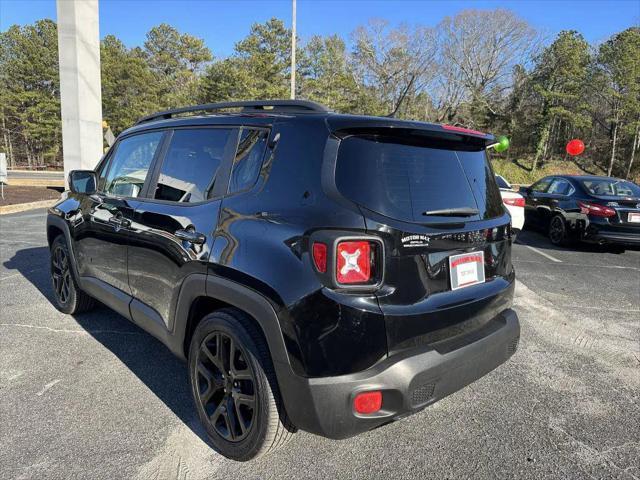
[578,201,616,217]
[503,197,525,207]
[312,242,327,273]
[336,241,371,284]
[353,391,382,414]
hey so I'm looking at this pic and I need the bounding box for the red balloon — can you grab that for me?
[566,139,585,156]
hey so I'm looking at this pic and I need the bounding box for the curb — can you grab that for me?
[0,199,56,215]
[5,179,65,187]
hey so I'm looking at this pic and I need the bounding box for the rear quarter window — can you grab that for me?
[228,128,268,194]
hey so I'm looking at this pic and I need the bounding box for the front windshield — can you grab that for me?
[581,179,640,197]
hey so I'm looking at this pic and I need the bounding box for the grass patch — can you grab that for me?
[491,157,607,186]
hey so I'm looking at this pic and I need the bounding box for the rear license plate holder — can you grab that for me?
[449,251,486,290]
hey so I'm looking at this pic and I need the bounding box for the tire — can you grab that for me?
[548,215,569,246]
[50,235,96,314]
[188,308,295,461]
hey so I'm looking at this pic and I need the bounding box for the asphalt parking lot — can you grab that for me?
[1,209,639,480]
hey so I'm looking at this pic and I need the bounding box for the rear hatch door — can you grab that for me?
[333,126,514,355]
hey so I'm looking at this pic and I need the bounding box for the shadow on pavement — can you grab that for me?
[2,245,207,443]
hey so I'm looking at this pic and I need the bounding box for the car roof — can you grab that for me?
[556,174,628,182]
[120,112,289,137]
[120,101,496,144]
[122,111,496,143]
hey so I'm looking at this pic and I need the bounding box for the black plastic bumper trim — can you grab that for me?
[290,308,520,439]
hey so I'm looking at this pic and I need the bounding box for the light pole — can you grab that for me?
[290,0,296,99]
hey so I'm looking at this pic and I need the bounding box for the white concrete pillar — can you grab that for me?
[56,0,103,182]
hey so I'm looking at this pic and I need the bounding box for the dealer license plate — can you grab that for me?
[449,251,486,290]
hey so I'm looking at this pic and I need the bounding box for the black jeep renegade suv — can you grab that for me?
[47,100,520,461]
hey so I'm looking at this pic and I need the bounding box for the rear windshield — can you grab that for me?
[581,179,640,197]
[495,175,511,189]
[335,135,503,223]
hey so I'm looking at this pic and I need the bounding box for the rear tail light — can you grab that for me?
[503,197,525,207]
[311,237,381,287]
[312,242,327,273]
[578,201,616,217]
[353,391,382,414]
[336,240,371,284]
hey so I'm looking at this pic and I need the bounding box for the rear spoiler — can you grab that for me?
[325,117,495,148]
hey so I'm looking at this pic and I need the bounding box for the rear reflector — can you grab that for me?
[578,201,616,217]
[503,197,525,207]
[312,242,327,273]
[336,241,371,284]
[353,391,382,414]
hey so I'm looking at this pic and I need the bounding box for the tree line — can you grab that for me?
[0,10,638,181]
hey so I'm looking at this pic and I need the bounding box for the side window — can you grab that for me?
[228,129,268,194]
[102,132,163,198]
[548,178,574,196]
[531,178,552,193]
[153,128,232,203]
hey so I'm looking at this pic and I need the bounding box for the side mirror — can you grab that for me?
[69,170,97,195]
[518,186,530,195]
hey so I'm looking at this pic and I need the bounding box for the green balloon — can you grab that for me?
[494,136,510,152]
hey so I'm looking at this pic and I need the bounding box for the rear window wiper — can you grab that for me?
[422,207,479,217]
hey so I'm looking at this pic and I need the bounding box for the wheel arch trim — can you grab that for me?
[46,213,82,281]
[173,273,316,432]
[173,273,290,365]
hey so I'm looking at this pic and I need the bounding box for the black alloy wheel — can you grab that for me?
[49,235,95,314]
[188,309,295,461]
[195,331,256,442]
[51,243,72,305]
[549,215,567,246]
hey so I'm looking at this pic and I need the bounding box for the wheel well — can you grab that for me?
[183,295,271,357]
[47,225,64,247]
[182,296,276,363]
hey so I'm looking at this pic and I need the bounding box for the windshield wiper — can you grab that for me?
[422,207,479,217]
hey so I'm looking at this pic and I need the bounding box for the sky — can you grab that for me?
[1,0,639,57]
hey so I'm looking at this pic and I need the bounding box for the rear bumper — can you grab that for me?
[285,308,519,439]
[582,228,640,246]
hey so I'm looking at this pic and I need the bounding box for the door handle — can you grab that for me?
[175,228,206,245]
[550,199,559,205]
[108,214,131,228]
[89,194,103,204]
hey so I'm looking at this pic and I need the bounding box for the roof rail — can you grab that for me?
[135,100,330,125]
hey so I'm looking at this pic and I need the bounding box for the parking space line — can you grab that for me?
[558,304,640,313]
[0,239,46,247]
[522,245,562,263]
[36,379,61,396]
[0,323,145,336]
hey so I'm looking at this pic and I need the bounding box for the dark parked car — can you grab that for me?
[47,100,520,461]
[519,175,640,249]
